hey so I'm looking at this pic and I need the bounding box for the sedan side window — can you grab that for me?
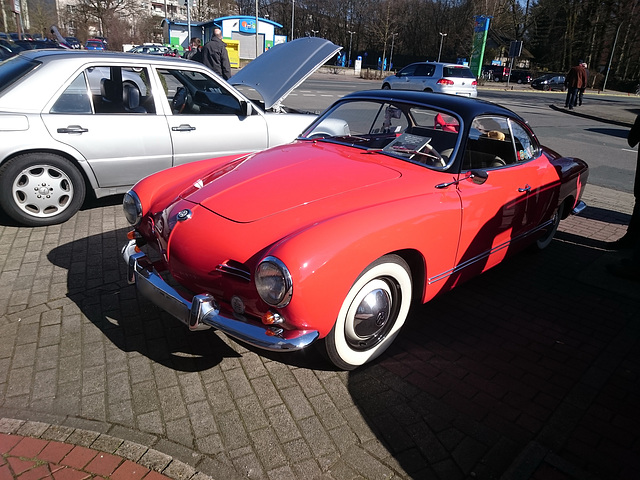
[50,73,92,114]
[156,68,243,116]
[53,66,154,115]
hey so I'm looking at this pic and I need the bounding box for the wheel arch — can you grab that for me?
[0,148,98,198]
[267,199,455,338]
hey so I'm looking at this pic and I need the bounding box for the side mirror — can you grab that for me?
[240,100,253,116]
[469,169,488,185]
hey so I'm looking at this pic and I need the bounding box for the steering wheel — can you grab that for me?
[171,86,188,113]
[422,143,446,167]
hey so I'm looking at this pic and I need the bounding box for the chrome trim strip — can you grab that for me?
[427,217,555,285]
[122,241,318,352]
[216,263,252,282]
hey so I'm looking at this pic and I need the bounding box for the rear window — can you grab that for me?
[0,55,39,94]
[443,66,475,78]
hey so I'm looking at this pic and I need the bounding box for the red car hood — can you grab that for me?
[180,142,403,223]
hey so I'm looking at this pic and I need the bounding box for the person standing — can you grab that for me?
[202,28,231,80]
[564,60,587,110]
[607,114,640,250]
[576,62,588,106]
[184,38,202,62]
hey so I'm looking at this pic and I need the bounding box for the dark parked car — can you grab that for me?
[13,39,63,50]
[482,64,510,82]
[531,74,566,91]
[509,70,532,84]
[65,37,81,49]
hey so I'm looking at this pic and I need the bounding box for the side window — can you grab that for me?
[398,65,416,77]
[463,116,516,169]
[415,64,429,76]
[157,68,243,115]
[509,120,540,162]
[86,66,154,114]
[50,73,92,114]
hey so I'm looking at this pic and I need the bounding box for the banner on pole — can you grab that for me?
[469,15,491,79]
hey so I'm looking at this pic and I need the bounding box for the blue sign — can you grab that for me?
[240,19,256,34]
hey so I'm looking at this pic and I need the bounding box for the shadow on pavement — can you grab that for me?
[347,233,639,479]
[47,228,242,372]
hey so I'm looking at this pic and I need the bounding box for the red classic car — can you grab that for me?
[122,90,589,370]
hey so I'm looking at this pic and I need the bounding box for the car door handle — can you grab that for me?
[518,184,531,193]
[172,124,196,132]
[57,125,88,134]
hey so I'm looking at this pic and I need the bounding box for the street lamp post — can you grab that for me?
[603,23,622,92]
[389,33,398,71]
[438,32,447,62]
[291,0,295,40]
[347,30,355,68]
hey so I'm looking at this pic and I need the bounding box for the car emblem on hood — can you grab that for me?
[177,209,192,221]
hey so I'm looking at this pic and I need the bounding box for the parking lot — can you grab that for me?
[1,79,640,479]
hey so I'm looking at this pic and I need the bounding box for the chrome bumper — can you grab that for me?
[122,240,319,352]
[572,200,587,215]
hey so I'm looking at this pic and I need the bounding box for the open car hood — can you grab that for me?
[229,37,341,110]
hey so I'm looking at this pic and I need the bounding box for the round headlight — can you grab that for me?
[255,256,292,308]
[123,190,142,226]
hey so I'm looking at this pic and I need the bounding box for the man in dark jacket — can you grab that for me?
[202,28,231,80]
[564,60,587,110]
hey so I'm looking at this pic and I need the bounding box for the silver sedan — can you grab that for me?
[0,38,341,226]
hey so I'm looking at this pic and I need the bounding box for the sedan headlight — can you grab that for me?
[123,190,142,226]
[255,256,292,308]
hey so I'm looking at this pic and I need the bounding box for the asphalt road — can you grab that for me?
[288,73,640,195]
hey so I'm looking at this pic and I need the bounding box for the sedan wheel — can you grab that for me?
[382,83,391,90]
[0,153,85,226]
[323,255,412,370]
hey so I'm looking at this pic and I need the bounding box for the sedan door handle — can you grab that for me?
[172,124,196,132]
[57,125,88,134]
[518,184,531,193]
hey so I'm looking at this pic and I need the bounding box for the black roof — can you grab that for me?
[340,89,523,122]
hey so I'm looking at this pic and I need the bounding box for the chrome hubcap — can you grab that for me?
[345,279,398,350]
[12,164,73,218]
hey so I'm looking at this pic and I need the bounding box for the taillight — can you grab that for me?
[472,80,478,86]
[437,78,454,85]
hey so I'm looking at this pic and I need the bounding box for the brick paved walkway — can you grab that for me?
[0,430,176,479]
[1,134,639,478]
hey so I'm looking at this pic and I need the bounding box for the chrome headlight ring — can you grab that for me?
[255,256,293,308]
[123,190,143,226]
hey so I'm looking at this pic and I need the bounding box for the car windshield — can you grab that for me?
[301,99,462,169]
[0,54,39,93]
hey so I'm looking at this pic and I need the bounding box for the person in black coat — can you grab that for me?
[202,28,231,80]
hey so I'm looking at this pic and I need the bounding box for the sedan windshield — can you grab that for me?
[301,99,461,169]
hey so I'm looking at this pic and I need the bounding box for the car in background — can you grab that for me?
[382,62,477,97]
[482,64,510,82]
[0,38,341,226]
[0,38,25,57]
[127,44,171,55]
[13,39,64,50]
[531,73,566,91]
[65,36,81,49]
[84,39,105,50]
[122,89,588,370]
[509,70,532,84]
